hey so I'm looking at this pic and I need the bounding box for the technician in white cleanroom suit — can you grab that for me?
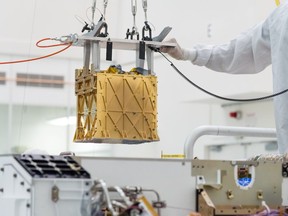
[161,1,288,154]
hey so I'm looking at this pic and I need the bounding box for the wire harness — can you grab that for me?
[157,49,288,102]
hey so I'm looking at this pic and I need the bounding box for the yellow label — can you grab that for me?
[161,154,185,159]
[275,0,280,6]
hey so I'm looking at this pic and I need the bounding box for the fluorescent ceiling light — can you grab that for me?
[47,116,76,126]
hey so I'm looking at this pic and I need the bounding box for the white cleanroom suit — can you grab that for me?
[162,2,288,153]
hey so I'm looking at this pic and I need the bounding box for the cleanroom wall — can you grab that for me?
[0,0,278,158]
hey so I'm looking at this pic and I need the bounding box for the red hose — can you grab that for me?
[0,38,72,64]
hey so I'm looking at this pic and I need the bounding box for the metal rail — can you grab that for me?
[184,125,277,159]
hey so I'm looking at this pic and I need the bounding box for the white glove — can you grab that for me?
[160,38,197,62]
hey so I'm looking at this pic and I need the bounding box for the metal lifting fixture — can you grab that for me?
[91,0,97,27]
[142,0,152,41]
[103,0,108,21]
[126,0,140,40]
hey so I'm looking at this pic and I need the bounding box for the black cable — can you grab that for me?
[157,50,288,102]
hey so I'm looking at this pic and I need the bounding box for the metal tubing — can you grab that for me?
[95,179,118,216]
[112,186,132,207]
[184,125,277,159]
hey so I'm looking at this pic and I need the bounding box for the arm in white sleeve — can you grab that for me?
[190,21,272,74]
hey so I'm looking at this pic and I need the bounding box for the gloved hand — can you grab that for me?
[160,38,197,62]
[160,38,185,60]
